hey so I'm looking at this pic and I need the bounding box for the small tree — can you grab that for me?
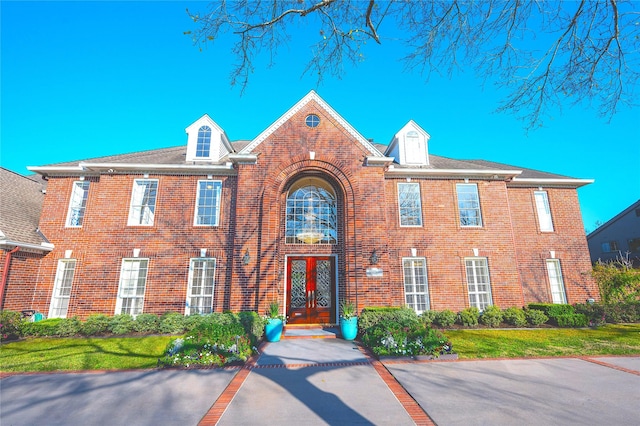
[592,253,640,304]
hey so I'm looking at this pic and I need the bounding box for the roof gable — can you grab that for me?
[239,90,383,157]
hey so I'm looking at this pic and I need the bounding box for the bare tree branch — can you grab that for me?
[186,0,640,128]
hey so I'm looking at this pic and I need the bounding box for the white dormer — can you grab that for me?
[385,120,431,166]
[185,114,234,162]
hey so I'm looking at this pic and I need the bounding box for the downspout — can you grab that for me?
[0,246,20,309]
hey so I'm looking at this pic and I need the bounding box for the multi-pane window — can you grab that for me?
[457,183,483,227]
[534,191,554,232]
[115,259,149,316]
[286,178,337,244]
[194,180,222,226]
[186,258,216,315]
[66,181,90,227]
[629,238,640,253]
[403,258,430,314]
[48,259,76,318]
[601,241,619,253]
[128,179,158,226]
[398,182,422,226]
[196,126,212,158]
[546,259,567,304]
[465,257,493,310]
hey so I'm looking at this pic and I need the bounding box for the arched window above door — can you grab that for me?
[285,177,337,244]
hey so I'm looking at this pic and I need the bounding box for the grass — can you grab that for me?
[0,335,173,373]
[1,325,639,373]
[447,324,640,359]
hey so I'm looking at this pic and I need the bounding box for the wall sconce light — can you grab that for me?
[369,249,379,265]
[242,249,250,265]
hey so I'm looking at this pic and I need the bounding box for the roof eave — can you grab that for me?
[28,162,238,176]
[0,239,54,253]
[509,177,594,188]
[384,168,522,180]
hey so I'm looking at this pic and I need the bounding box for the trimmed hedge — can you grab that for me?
[358,307,419,332]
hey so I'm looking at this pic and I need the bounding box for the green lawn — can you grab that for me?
[1,325,639,373]
[447,324,640,359]
[0,335,173,373]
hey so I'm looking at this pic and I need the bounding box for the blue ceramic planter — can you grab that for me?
[265,318,284,342]
[340,316,358,340]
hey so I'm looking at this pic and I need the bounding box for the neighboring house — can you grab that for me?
[587,199,640,266]
[0,168,53,311]
[2,91,598,322]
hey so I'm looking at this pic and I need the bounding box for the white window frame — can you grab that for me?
[194,180,222,226]
[546,259,567,304]
[65,181,90,227]
[398,182,423,227]
[48,259,77,318]
[402,257,430,314]
[534,191,554,232]
[186,258,216,315]
[457,183,483,227]
[465,257,493,311]
[115,258,149,316]
[196,126,212,158]
[128,179,158,226]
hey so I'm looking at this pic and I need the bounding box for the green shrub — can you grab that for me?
[81,314,110,336]
[573,303,606,326]
[360,319,452,357]
[158,312,186,334]
[358,307,418,333]
[238,311,265,345]
[158,316,255,368]
[419,310,437,327]
[0,310,23,341]
[525,309,549,326]
[108,314,134,335]
[479,305,503,327]
[502,307,527,327]
[21,318,62,337]
[459,307,480,326]
[604,302,640,323]
[556,313,588,327]
[133,313,160,333]
[56,317,81,337]
[184,313,207,332]
[434,310,457,327]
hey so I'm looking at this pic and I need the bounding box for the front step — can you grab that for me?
[282,324,339,339]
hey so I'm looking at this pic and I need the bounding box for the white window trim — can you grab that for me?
[534,191,554,232]
[465,257,493,311]
[457,183,483,228]
[546,259,567,304]
[48,259,77,318]
[127,179,159,226]
[115,258,149,316]
[402,257,430,314]
[398,182,423,227]
[193,180,222,227]
[65,181,90,227]
[185,258,216,315]
[196,126,212,159]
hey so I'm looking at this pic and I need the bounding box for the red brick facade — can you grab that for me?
[2,92,598,321]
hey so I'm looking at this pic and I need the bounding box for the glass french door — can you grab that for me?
[286,256,335,324]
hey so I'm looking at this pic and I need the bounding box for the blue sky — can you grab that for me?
[2,1,638,232]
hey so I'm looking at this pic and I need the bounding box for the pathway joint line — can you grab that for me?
[197,343,265,426]
[357,344,437,426]
[580,356,640,376]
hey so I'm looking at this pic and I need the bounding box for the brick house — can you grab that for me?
[2,91,598,323]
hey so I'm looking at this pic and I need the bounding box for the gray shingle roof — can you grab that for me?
[38,141,572,180]
[0,168,46,246]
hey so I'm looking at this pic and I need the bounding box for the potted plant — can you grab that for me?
[340,301,358,341]
[264,300,284,342]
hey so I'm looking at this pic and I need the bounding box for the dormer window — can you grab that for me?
[385,120,430,166]
[196,126,212,158]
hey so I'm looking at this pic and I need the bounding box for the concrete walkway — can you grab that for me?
[1,334,639,426]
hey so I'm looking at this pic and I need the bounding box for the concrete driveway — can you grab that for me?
[2,339,639,426]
